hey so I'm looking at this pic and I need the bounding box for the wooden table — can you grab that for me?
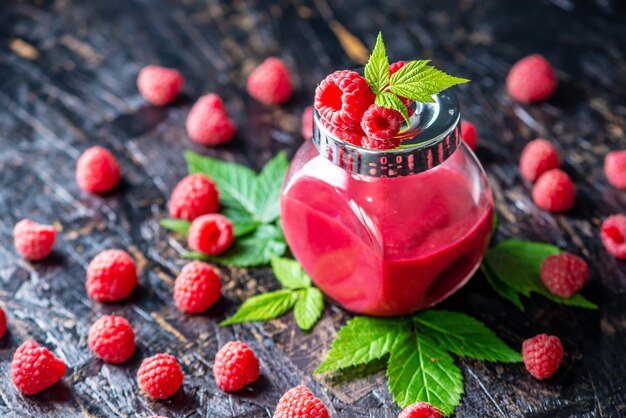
[1,0,625,416]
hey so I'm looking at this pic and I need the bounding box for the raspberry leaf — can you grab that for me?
[375,92,410,125]
[219,289,298,326]
[270,255,311,289]
[253,152,289,224]
[389,61,469,103]
[364,32,390,95]
[159,219,191,236]
[480,264,525,311]
[293,288,324,331]
[221,207,260,237]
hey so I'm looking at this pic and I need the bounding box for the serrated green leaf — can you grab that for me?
[387,333,464,415]
[389,61,469,103]
[270,255,311,289]
[540,290,598,309]
[221,206,260,237]
[160,218,191,236]
[220,289,297,326]
[480,263,524,311]
[253,152,289,223]
[315,317,411,374]
[375,91,410,125]
[413,310,522,363]
[364,32,389,94]
[294,288,324,331]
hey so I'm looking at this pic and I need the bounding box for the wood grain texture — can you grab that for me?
[1,0,625,417]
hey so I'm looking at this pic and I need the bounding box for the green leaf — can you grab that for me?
[387,333,464,415]
[221,206,259,237]
[160,218,191,236]
[413,310,522,363]
[375,91,410,125]
[364,32,389,94]
[253,152,289,223]
[315,317,411,374]
[390,60,469,103]
[220,289,297,326]
[270,255,311,289]
[293,288,324,331]
[541,291,598,309]
[480,264,524,311]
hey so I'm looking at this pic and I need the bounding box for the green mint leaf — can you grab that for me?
[541,291,598,309]
[221,206,260,237]
[413,310,522,363]
[159,218,191,236]
[390,60,469,103]
[375,91,410,125]
[480,264,524,311]
[253,152,289,223]
[293,288,324,331]
[220,289,297,326]
[387,333,464,415]
[270,255,311,289]
[364,32,390,94]
[315,317,411,374]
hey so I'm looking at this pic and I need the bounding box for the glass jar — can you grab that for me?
[280,92,493,316]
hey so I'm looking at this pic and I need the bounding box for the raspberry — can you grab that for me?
[321,118,365,146]
[186,94,236,146]
[86,249,138,302]
[460,120,478,152]
[301,106,314,140]
[540,253,589,298]
[522,334,563,380]
[168,174,219,221]
[247,57,293,105]
[315,70,375,131]
[389,61,415,117]
[506,54,557,104]
[532,169,575,212]
[0,305,6,338]
[600,214,626,259]
[604,150,626,189]
[13,219,56,260]
[188,214,234,255]
[398,402,443,418]
[213,341,260,392]
[76,146,121,193]
[137,65,184,106]
[273,385,329,418]
[11,341,66,395]
[88,315,136,364]
[174,261,222,313]
[137,353,184,399]
[519,139,560,182]
[360,104,401,150]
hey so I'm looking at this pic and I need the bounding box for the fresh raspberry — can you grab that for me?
[398,402,443,418]
[460,120,478,152]
[11,341,66,395]
[86,249,138,302]
[213,341,260,392]
[88,315,136,364]
[137,65,184,106]
[174,261,222,313]
[137,353,184,399]
[604,150,626,189]
[320,118,365,146]
[540,253,589,298]
[186,94,236,146]
[247,57,293,105]
[13,219,56,260]
[315,70,375,131]
[506,54,557,103]
[76,146,121,193]
[273,385,329,418]
[360,104,401,150]
[168,174,219,221]
[522,334,563,380]
[519,139,560,182]
[532,169,575,212]
[389,61,415,117]
[188,214,234,255]
[301,106,314,140]
[0,306,6,338]
[600,214,626,259]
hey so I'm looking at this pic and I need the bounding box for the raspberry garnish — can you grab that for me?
[398,401,443,418]
[531,169,575,212]
[76,146,121,193]
[137,353,184,399]
[506,54,557,103]
[301,106,314,140]
[360,104,401,150]
[519,139,560,182]
[88,315,136,364]
[389,61,416,117]
[604,150,626,190]
[600,214,626,259]
[213,341,260,392]
[86,249,138,302]
[186,94,236,146]
[168,174,220,221]
[540,253,589,298]
[13,219,56,260]
[273,385,329,418]
[460,120,478,152]
[174,261,222,313]
[0,305,7,338]
[522,334,563,380]
[188,214,234,256]
[11,340,66,395]
[137,65,184,106]
[247,57,293,105]
[321,118,366,146]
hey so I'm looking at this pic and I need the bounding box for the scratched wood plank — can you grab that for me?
[0,0,625,417]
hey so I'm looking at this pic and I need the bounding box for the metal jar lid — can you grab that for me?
[312,91,461,177]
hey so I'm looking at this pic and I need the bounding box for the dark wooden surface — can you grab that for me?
[1,0,625,417]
